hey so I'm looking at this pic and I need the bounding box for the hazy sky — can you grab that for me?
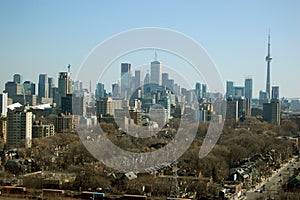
[0,1,299,98]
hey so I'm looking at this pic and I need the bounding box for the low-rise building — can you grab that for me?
[55,113,75,133]
[32,121,55,138]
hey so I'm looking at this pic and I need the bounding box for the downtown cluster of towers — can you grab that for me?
[224,32,280,125]
[0,32,281,149]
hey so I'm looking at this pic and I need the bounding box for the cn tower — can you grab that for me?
[265,31,272,99]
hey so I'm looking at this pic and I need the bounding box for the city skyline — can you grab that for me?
[0,1,299,98]
[0,64,276,103]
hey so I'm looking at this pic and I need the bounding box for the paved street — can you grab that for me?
[245,156,300,200]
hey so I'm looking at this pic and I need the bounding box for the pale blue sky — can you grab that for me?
[0,1,299,97]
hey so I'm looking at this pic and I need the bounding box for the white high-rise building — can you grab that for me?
[150,61,162,85]
[1,91,8,117]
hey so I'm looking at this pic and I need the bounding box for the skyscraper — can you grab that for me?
[38,74,48,98]
[173,83,180,96]
[166,79,174,92]
[112,83,119,98]
[244,78,253,99]
[202,84,207,98]
[23,81,36,95]
[48,77,55,98]
[226,81,234,98]
[73,80,83,92]
[1,91,8,117]
[7,106,32,148]
[58,71,72,107]
[226,97,238,122]
[95,82,105,99]
[5,81,23,98]
[144,73,150,85]
[234,86,245,98]
[272,86,279,100]
[263,98,280,125]
[143,72,151,94]
[162,73,169,88]
[13,74,22,84]
[150,60,162,85]
[134,70,141,89]
[259,90,269,107]
[61,94,84,115]
[121,63,131,99]
[265,31,272,99]
[195,82,201,99]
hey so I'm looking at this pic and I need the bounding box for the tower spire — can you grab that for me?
[267,29,271,57]
[265,30,272,100]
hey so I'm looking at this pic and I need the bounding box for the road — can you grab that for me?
[245,156,300,200]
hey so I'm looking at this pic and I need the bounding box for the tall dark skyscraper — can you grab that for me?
[13,74,22,84]
[244,78,253,99]
[95,82,105,99]
[272,86,279,100]
[120,63,131,99]
[202,84,207,98]
[58,71,72,107]
[112,83,119,98]
[48,77,54,98]
[38,74,48,98]
[23,81,36,95]
[234,86,244,98]
[226,81,234,98]
[162,73,169,88]
[195,82,201,99]
[265,31,272,99]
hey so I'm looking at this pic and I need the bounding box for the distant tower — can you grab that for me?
[58,66,72,108]
[265,31,272,100]
[1,91,8,117]
[244,78,253,99]
[48,77,54,98]
[272,86,279,100]
[151,52,162,86]
[226,81,234,98]
[195,82,201,99]
[38,74,48,98]
[13,74,22,84]
[202,84,207,98]
[162,73,169,88]
[120,63,131,99]
[134,70,141,89]
[95,82,105,99]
